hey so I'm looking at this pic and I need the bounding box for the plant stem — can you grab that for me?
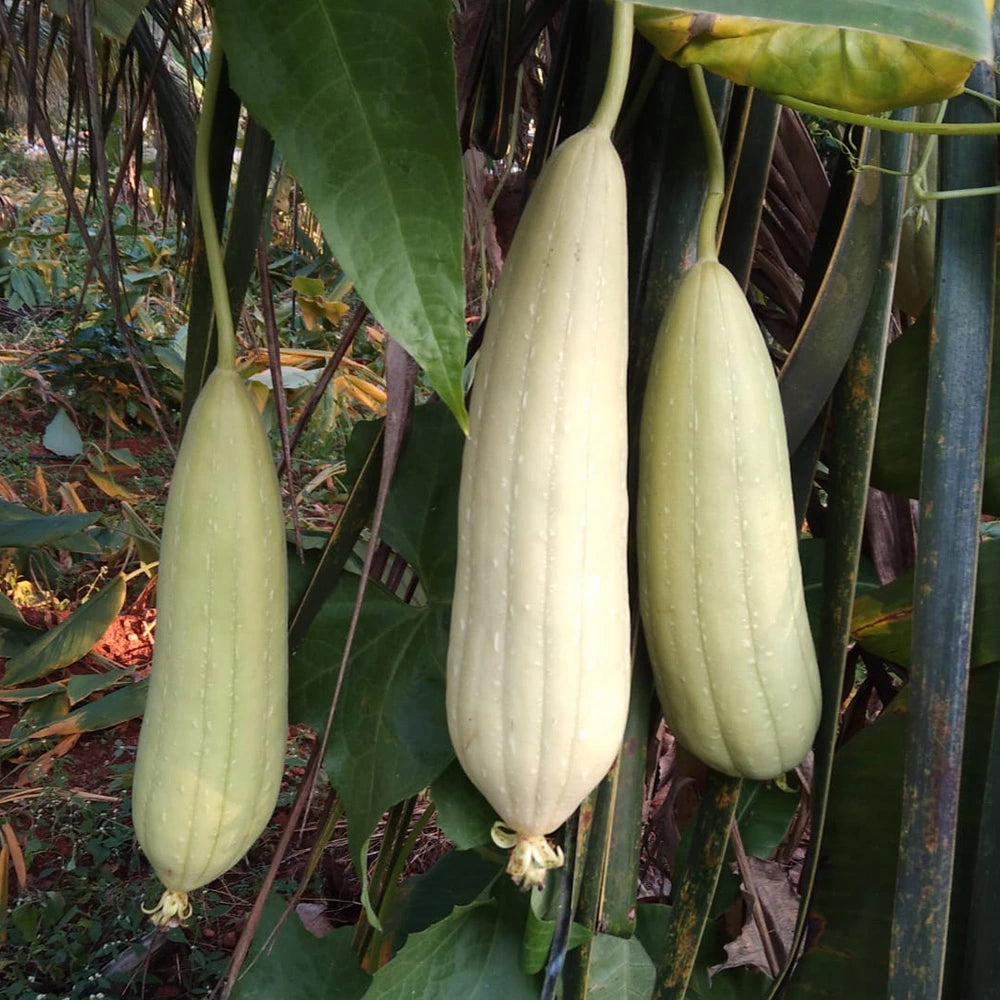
[774,92,1000,134]
[689,66,725,261]
[590,1,634,134]
[195,37,236,372]
[362,803,437,970]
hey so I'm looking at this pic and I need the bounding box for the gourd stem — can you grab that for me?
[195,34,236,372]
[773,92,1000,134]
[590,1,634,134]
[689,65,724,262]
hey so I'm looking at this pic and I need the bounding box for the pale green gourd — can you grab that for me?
[131,37,288,927]
[446,119,632,888]
[131,367,288,926]
[637,256,822,780]
[636,67,820,781]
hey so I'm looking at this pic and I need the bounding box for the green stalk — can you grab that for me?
[362,803,437,971]
[688,66,725,261]
[652,772,742,1000]
[195,39,236,372]
[887,66,996,1000]
[774,93,1000,135]
[590,1,634,134]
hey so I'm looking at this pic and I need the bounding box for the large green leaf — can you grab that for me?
[361,898,539,1000]
[232,893,371,1000]
[785,665,1000,998]
[430,761,497,850]
[379,848,502,958]
[347,401,464,602]
[214,0,468,429]
[586,934,656,1000]
[0,501,100,549]
[290,582,454,877]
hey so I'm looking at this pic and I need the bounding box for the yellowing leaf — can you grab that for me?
[58,482,88,513]
[633,11,978,113]
[292,275,325,297]
[298,294,350,330]
[1,822,27,892]
[0,476,21,503]
[84,468,136,502]
[105,403,130,432]
[298,296,324,331]
[341,373,387,412]
[30,467,50,511]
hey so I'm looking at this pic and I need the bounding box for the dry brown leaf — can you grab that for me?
[295,902,334,939]
[709,857,800,980]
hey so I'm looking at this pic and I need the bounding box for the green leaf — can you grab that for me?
[380,849,502,957]
[0,681,65,704]
[786,665,1000,998]
[346,400,463,602]
[290,580,454,878]
[378,402,463,602]
[65,668,130,705]
[851,535,1000,669]
[635,902,671,965]
[362,899,538,1000]
[47,0,150,41]
[430,760,497,850]
[0,501,100,548]
[870,312,1000,515]
[6,690,70,744]
[232,893,371,1000]
[735,780,800,860]
[214,0,469,429]
[799,537,881,640]
[42,408,83,457]
[0,591,30,630]
[521,881,591,976]
[292,275,326,298]
[25,677,147,741]
[0,629,38,659]
[587,933,656,1000]
[2,575,127,686]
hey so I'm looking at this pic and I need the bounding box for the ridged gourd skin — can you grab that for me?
[133,366,288,921]
[446,126,632,884]
[637,258,821,780]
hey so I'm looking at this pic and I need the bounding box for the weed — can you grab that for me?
[1,783,232,998]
